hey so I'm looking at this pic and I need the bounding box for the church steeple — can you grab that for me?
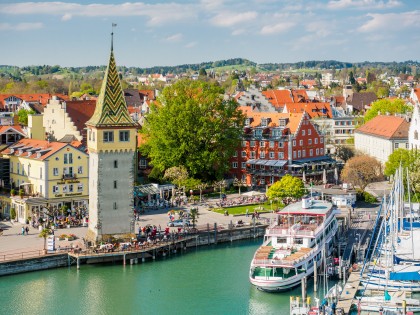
[86,33,136,128]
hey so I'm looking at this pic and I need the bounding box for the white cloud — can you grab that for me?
[0,22,43,31]
[358,11,420,32]
[305,20,332,37]
[61,13,72,21]
[211,11,257,27]
[260,21,295,35]
[0,2,197,26]
[232,29,245,36]
[327,0,402,10]
[185,41,197,48]
[165,33,183,42]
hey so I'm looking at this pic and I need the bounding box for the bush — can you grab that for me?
[356,189,377,203]
[10,189,16,196]
[10,208,16,220]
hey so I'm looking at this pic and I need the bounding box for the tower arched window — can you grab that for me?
[415,130,419,140]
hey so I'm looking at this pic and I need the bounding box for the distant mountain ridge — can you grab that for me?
[0,58,419,78]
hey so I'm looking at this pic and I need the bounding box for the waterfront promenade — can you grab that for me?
[0,194,276,261]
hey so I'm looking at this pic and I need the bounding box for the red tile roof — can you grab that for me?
[356,115,409,139]
[0,125,26,136]
[1,138,85,160]
[291,89,309,102]
[262,90,293,107]
[65,100,96,132]
[0,94,68,108]
[284,102,332,119]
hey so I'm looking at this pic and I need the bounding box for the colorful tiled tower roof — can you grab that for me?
[86,44,136,127]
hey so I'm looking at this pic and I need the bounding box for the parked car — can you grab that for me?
[167,219,190,227]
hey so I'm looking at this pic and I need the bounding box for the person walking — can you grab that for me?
[21,226,25,235]
[25,226,29,235]
[246,209,249,217]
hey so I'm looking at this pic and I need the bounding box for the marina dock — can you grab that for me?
[336,271,361,314]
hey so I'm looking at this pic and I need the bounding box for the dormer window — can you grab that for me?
[279,118,288,127]
[245,118,252,126]
[37,152,41,159]
[18,149,23,155]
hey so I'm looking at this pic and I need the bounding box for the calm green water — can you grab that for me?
[0,240,331,315]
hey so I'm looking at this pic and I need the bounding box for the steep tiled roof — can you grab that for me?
[262,90,293,107]
[1,138,85,160]
[139,90,155,100]
[284,102,332,119]
[0,125,26,136]
[65,100,96,132]
[355,115,409,139]
[124,89,142,107]
[347,92,377,111]
[291,89,309,103]
[86,48,136,127]
[239,106,303,134]
[0,94,68,108]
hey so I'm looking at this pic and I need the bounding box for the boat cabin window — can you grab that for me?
[294,238,303,245]
[277,237,287,244]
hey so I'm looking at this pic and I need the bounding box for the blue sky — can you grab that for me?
[0,0,419,67]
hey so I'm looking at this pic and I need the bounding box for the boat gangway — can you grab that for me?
[68,235,198,269]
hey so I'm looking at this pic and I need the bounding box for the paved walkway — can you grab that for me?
[0,195,277,261]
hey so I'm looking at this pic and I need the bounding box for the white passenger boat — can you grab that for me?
[249,198,339,292]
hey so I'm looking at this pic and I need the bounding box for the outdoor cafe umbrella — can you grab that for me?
[302,170,306,183]
[322,169,327,185]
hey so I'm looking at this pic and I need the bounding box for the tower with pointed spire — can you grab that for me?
[86,34,137,242]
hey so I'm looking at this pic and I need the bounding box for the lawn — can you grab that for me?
[210,201,284,215]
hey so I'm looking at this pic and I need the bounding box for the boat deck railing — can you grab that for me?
[252,245,317,267]
[266,223,318,237]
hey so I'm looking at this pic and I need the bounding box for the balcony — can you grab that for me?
[62,173,77,180]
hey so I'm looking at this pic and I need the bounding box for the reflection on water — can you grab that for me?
[0,240,338,315]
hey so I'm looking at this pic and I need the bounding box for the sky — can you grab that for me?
[0,0,420,68]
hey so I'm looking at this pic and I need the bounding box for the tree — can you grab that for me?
[39,228,50,252]
[334,145,355,162]
[384,148,418,177]
[364,99,412,123]
[163,166,188,187]
[17,109,35,125]
[341,155,383,191]
[266,175,305,202]
[233,177,247,195]
[198,68,207,76]
[190,207,199,229]
[140,79,245,181]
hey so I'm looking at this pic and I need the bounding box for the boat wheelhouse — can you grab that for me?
[249,198,339,292]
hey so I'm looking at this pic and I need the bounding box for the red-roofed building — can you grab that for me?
[229,106,336,187]
[0,94,68,112]
[355,115,410,164]
[262,90,294,108]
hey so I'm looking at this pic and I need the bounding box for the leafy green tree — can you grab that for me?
[334,145,355,162]
[198,68,207,76]
[384,148,418,176]
[190,207,199,229]
[341,155,383,191]
[140,79,245,181]
[266,175,305,202]
[17,109,35,125]
[39,228,51,251]
[364,99,412,123]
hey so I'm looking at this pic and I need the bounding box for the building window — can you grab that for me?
[17,163,19,174]
[269,152,275,159]
[302,130,305,136]
[394,143,399,149]
[232,162,238,168]
[320,148,324,155]
[278,142,283,148]
[69,184,74,192]
[278,152,284,159]
[260,141,265,147]
[139,159,147,169]
[308,129,312,135]
[250,141,256,147]
[114,180,117,189]
[64,153,73,164]
[293,140,296,147]
[119,130,129,142]
[293,151,296,158]
[299,140,303,146]
[27,165,30,176]
[53,168,59,176]
[242,140,247,146]
[92,131,95,141]
[40,185,42,195]
[10,162,13,173]
[406,143,409,149]
[260,152,265,158]
[302,150,306,157]
[78,166,83,174]
[233,151,238,157]
[241,162,246,169]
[78,184,83,192]
[89,129,92,141]
[321,137,324,143]
[298,150,301,158]
[310,149,313,156]
[103,131,114,142]
[114,160,118,168]
[250,151,256,158]
[40,167,42,179]
[113,202,117,210]
[269,141,275,148]
[53,186,59,193]
[241,151,247,157]
[308,139,312,145]
[316,148,319,155]
[315,138,318,144]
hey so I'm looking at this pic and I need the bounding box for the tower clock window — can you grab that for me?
[103,131,114,142]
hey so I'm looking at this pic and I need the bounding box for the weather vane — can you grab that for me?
[111,23,117,50]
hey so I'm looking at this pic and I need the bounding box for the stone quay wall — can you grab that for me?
[0,254,68,277]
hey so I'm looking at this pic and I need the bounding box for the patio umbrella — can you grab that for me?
[322,169,327,185]
[334,167,339,184]
[302,170,306,183]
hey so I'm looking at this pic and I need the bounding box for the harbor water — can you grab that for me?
[0,239,336,315]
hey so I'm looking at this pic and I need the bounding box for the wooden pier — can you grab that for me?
[68,235,198,269]
[336,270,361,315]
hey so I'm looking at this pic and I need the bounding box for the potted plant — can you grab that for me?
[19,189,24,198]
[58,234,67,241]
[66,233,76,241]
[39,228,50,255]
[10,189,16,196]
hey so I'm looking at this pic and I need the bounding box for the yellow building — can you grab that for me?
[1,138,89,223]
